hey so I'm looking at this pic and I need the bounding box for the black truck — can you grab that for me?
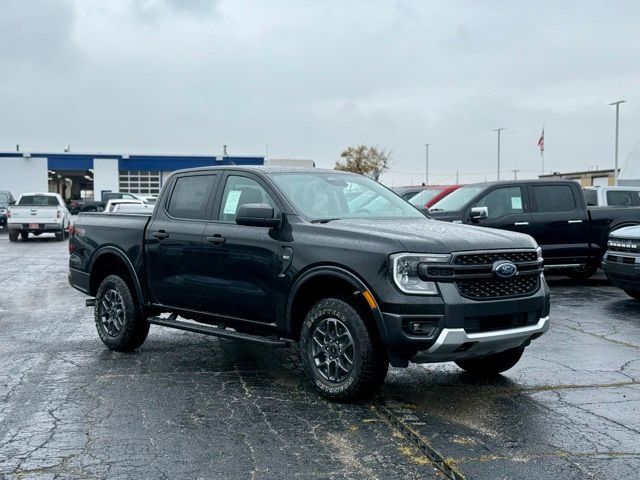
[69,167,550,400]
[427,180,640,279]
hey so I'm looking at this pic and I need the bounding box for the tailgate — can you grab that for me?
[9,206,61,224]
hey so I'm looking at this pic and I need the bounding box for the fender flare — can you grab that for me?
[285,265,388,341]
[89,246,145,304]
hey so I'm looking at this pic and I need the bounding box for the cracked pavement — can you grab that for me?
[1,233,639,479]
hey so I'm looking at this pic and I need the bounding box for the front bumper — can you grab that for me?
[411,316,549,363]
[602,250,640,292]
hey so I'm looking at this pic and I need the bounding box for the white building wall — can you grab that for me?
[0,156,48,196]
[93,158,119,201]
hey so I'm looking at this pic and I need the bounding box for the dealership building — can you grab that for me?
[0,151,268,201]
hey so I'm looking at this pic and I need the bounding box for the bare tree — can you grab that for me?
[334,145,391,181]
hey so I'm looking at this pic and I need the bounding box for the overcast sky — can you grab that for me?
[2,0,639,185]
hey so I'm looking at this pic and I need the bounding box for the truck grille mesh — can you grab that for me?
[454,251,537,265]
[456,275,540,300]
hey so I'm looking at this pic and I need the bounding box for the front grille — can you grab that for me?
[456,275,540,300]
[609,245,639,254]
[454,251,538,265]
[427,266,455,277]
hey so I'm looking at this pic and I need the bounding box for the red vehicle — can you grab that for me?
[408,185,461,210]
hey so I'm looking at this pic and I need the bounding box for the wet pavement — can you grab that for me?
[0,232,638,479]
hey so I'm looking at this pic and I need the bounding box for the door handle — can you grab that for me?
[568,220,583,224]
[206,234,225,245]
[153,230,169,239]
[514,222,529,226]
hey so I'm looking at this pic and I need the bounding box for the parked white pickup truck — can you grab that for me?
[583,186,640,207]
[8,193,70,242]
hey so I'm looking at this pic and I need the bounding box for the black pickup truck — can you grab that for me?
[69,167,550,400]
[428,180,640,279]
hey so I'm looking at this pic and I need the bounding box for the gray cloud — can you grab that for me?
[1,0,639,184]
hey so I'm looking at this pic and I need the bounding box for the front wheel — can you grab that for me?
[455,347,524,376]
[624,289,640,300]
[300,297,388,401]
[95,275,149,352]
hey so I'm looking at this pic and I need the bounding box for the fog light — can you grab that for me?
[403,319,438,336]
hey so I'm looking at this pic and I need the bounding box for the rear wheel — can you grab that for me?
[455,347,524,376]
[300,297,388,401]
[55,226,64,241]
[565,265,598,280]
[95,275,149,352]
[20,231,28,241]
[624,289,640,300]
[8,231,18,242]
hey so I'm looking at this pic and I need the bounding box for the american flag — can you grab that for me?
[537,129,544,153]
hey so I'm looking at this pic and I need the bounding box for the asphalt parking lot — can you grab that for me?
[0,232,638,480]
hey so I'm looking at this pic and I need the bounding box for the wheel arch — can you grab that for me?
[89,247,144,305]
[286,266,388,342]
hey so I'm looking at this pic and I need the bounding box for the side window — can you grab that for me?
[167,175,213,220]
[473,187,524,219]
[218,175,277,223]
[606,190,640,207]
[532,185,577,212]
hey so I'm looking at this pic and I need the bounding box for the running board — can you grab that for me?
[147,315,291,348]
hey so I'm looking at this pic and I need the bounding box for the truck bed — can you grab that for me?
[71,213,152,280]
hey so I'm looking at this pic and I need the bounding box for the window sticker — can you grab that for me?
[223,190,242,215]
[511,196,522,209]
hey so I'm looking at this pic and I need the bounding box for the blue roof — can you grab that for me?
[0,152,264,170]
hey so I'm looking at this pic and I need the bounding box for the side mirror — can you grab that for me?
[235,203,280,228]
[469,206,488,220]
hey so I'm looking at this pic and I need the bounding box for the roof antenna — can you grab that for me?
[223,144,235,165]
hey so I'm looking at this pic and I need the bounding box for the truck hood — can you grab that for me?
[321,218,537,253]
[610,225,640,240]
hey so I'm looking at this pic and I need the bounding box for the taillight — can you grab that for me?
[7,208,11,218]
[57,208,62,219]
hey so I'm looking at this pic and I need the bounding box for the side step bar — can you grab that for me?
[147,315,291,348]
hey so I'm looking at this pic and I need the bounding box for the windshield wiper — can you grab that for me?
[310,218,342,224]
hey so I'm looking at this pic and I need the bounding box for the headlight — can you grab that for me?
[390,253,451,295]
[536,246,542,260]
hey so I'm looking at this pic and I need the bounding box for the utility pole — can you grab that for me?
[455,170,459,184]
[493,128,505,180]
[512,169,521,180]
[610,100,626,186]
[423,143,431,185]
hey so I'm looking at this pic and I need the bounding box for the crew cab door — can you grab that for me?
[200,173,283,323]
[465,185,533,236]
[146,173,219,310]
[527,183,590,264]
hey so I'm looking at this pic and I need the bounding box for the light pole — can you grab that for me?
[610,100,626,186]
[493,128,505,180]
[423,143,431,185]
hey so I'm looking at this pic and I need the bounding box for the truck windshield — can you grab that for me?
[18,195,59,206]
[268,172,424,221]
[430,185,486,211]
[0,193,8,203]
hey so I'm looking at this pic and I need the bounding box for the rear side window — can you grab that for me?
[167,175,213,220]
[531,185,577,212]
[606,190,640,207]
[583,189,597,206]
[18,195,59,206]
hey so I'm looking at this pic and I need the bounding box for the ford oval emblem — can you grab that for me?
[493,261,517,279]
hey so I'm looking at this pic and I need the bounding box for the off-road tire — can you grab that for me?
[55,227,64,241]
[455,347,524,376]
[95,275,149,352]
[624,289,640,300]
[565,265,598,280]
[300,296,388,401]
[8,231,18,242]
